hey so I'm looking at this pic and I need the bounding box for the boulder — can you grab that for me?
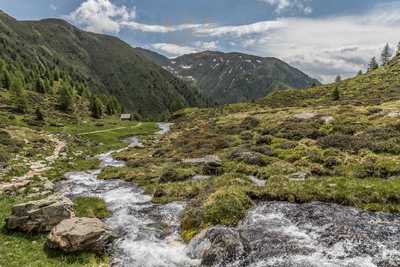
[47,217,114,253]
[5,194,74,232]
[188,226,248,266]
[293,112,318,120]
[203,158,223,176]
[289,171,310,181]
[320,116,335,124]
[229,149,267,166]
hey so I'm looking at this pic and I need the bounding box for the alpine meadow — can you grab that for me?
[1,1,400,267]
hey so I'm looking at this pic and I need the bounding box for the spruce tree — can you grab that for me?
[58,84,74,113]
[332,87,340,101]
[335,75,342,83]
[368,57,379,71]
[35,78,46,93]
[2,70,11,90]
[90,96,103,119]
[14,89,28,114]
[357,70,363,76]
[381,43,392,65]
[397,42,400,55]
[35,107,44,121]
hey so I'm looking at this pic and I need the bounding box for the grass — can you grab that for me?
[52,118,159,154]
[0,197,108,267]
[73,197,111,219]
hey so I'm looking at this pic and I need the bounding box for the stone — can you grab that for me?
[293,112,318,120]
[183,155,221,165]
[320,116,335,124]
[229,149,267,166]
[47,217,114,253]
[188,226,248,266]
[289,171,310,181]
[5,194,74,232]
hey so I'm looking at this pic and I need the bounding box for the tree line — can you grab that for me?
[0,58,122,119]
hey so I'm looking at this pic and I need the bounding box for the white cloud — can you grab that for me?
[69,0,136,34]
[121,21,203,33]
[259,0,313,15]
[150,41,219,58]
[68,0,204,34]
[194,20,285,37]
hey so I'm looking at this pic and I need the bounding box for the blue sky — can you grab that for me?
[1,0,399,82]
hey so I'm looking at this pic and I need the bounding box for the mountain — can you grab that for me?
[139,49,320,104]
[0,11,207,119]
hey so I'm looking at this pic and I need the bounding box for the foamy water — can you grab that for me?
[58,123,199,267]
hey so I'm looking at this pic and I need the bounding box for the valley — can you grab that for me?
[0,6,400,267]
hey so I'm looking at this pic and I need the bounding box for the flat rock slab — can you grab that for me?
[293,112,318,120]
[47,217,114,253]
[5,194,74,232]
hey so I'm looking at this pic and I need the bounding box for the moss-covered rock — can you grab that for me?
[203,187,253,226]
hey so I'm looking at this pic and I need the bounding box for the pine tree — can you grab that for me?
[105,96,122,115]
[90,96,104,119]
[381,43,392,65]
[368,57,379,71]
[332,87,340,101]
[14,89,28,114]
[35,78,46,93]
[35,107,44,121]
[2,70,11,89]
[397,41,400,55]
[58,84,74,113]
[357,70,363,76]
[335,75,342,83]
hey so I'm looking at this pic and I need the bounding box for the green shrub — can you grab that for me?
[318,134,367,153]
[203,187,253,226]
[159,167,196,183]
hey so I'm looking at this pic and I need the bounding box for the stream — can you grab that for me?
[57,123,199,267]
[56,123,400,267]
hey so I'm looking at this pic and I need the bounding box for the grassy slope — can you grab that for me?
[98,56,400,242]
[0,11,207,119]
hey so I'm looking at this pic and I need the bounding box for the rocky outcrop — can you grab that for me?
[229,150,267,166]
[188,226,248,266]
[47,217,114,253]
[5,194,74,232]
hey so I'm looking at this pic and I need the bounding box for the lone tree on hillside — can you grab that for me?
[35,107,44,121]
[357,70,363,76]
[58,85,74,113]
[381,43,392,65]
[397,41,400,56]
[368,57,379,71]
[335,75,342,83]
[332,87,340,101]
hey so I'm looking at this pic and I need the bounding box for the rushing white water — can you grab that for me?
[230,202,400,267]
[58,123,200,267]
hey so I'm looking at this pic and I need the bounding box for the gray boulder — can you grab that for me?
[5,194,74,232]
[47,217,114,253]
[188,226,248,266]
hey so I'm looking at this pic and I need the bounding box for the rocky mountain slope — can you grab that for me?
[139,49,320,104]
[0,11,207,119]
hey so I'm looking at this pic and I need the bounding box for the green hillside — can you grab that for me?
[0,11,207,119]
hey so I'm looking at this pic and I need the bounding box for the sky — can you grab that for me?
[1,0,400,83]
